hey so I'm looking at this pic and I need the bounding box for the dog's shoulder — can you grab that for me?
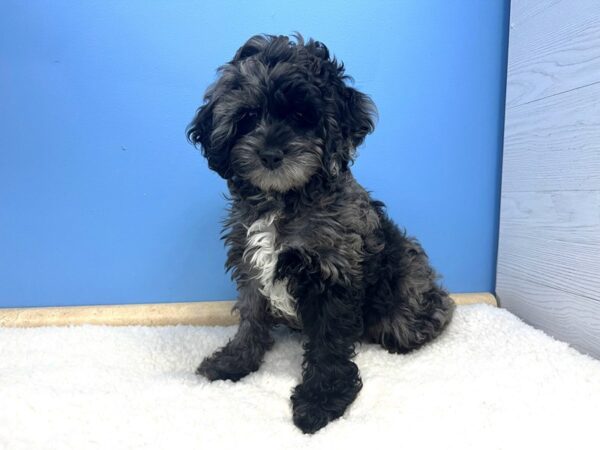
[334,173,382,235]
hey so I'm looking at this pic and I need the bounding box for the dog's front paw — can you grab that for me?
[196,350,258,382]
[291,382,354,434]
[292,394,332,434]
[274,248,319,282]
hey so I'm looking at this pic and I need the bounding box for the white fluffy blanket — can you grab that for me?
[1,304,599,449]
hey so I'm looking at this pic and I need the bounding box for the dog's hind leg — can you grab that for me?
[362,214,455,353]
[196,283,274,381]
[365,286,455,354]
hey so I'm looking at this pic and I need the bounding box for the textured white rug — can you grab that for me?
[1,304,599,450]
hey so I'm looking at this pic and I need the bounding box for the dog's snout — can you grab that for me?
[259,149,284,170]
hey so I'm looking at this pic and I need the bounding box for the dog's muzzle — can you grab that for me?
[258,148,284,170]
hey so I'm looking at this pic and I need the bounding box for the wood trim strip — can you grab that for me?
[0,292,496,328]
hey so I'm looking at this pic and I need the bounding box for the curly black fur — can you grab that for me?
[188,34,455,434]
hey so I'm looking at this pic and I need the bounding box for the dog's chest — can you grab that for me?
[243,214,299,324]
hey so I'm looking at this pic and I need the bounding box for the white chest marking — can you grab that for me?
[244,214,298,322]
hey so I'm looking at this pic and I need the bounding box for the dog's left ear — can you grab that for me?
[341,87,377,149]
[325,86,376,176]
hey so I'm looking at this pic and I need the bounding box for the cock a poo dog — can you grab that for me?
[187,34,455,434]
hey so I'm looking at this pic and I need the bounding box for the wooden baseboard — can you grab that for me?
[0,292,496,328]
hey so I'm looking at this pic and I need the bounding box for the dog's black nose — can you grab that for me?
[259,149,284,169]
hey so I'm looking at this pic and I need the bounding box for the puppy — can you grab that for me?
[187,34,455,434]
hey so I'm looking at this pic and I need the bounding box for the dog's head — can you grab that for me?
[187,34,376,193]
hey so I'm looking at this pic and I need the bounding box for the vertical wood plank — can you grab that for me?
[505,0,600,108]
[497,0,600,358]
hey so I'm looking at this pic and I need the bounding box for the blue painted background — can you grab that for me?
[0,1,509,308]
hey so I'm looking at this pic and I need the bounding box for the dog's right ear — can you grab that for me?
[187,97,232,179]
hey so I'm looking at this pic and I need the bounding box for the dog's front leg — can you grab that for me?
[276,248,364,434]
[196,283,274,381]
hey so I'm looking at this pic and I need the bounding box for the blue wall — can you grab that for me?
[0,1,510,308]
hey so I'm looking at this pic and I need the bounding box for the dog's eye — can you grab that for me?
[291,109,316,127]
[237,110,259,135]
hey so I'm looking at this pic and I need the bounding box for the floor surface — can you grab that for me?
[1,304,599,449]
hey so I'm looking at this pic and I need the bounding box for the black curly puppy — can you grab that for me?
[188,34,455,434]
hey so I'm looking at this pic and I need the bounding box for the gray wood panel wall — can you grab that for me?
[497,0,600,358]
